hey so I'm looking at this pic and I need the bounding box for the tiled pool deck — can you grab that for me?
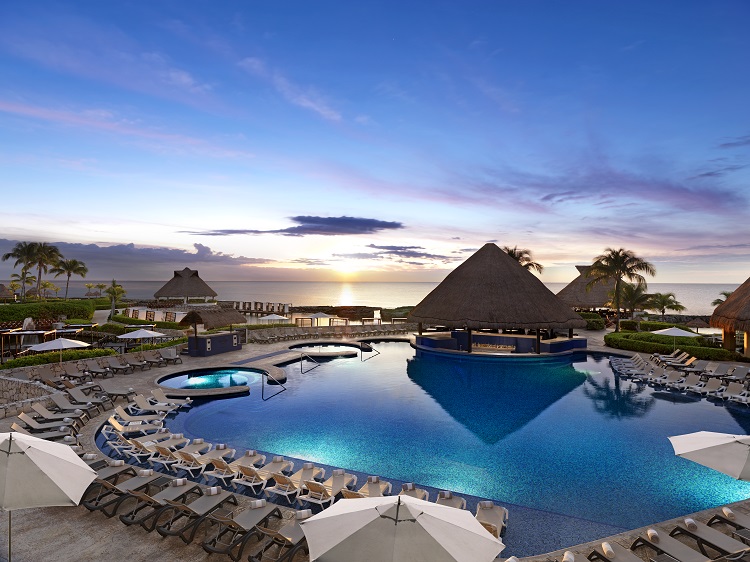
[2,329,749,562]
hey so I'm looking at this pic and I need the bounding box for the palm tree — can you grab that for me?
[39,280,57,299]
[712,291,734,307]
[10,271,36,300]
[50,258,88,300]
[648,292,686,321]
[95,282,107,297]
[104,279,126,320]
[1,241,36,300]
[502,246,544,273]
[84,282,95,298]
[583,375,655,419]
[28,242,63,296]
[7,280,20,300]
[618,282,652,319]
[586,248,656,332]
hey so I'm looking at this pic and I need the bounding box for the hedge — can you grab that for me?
[0,348,117,370]
[604,332,745,362]
[140,337,188,351]
[110,315,181,330]
[0,301,94,323]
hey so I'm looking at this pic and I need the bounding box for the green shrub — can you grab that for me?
[604,332,745,362]
[140,337,188,351]
[110,315,181,330]
[0,348,116,370]
[0,301,94,323]
[585,317,606,330]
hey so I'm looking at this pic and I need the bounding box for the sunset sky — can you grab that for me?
[1,1,749,284]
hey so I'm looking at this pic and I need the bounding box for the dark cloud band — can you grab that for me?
[183,216,404,237]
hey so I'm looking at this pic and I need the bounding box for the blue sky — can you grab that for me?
[1,0,749,283]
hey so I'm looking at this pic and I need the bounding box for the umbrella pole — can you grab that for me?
[8,509,11,562]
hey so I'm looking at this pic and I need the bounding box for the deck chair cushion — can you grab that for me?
[250,499,266,508]
[297,509,312,520]
[206,486,221,496]
[332,469,344,476]
[478,501,494,509]
[171,478,188,487]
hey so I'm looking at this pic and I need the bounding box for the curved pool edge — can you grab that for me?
[154,367,253,397]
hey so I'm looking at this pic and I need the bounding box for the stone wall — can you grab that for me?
[0,375,54,419]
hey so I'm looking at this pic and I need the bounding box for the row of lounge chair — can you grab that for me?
[247,324,416,344]
[551,507,750,562]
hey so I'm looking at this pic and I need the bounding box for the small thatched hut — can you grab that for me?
[0,284,14,301]
[710,277,750,355]
[556,265,614,309]
[154,268,217,303]
[179,309,248,332]
[408,243,585,352]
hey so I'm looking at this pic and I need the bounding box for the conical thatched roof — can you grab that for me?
[408,243,586,329]
[0,284,14,299]
[154,268,217,299]
[556,265,614,309]
[710,277,750,332]
[179,309,247,330]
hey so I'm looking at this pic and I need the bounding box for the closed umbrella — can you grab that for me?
[0,432,97,561]
[29,338,89,364]
[668,431,750,480]
[299,495,504,562]
[651,327,699,351]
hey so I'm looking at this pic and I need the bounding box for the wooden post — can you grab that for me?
[418,322,423,335]
[568,328,574,339]
[723,329,736,351]
[467,328,472,353]
[745,331,749,357]
[536,330,541,354]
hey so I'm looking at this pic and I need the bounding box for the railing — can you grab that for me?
[261,371,287,401]
[299,353,321,374]
[360,342,380,362]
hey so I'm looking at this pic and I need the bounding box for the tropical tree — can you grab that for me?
[84,282,95,298]
[583,375,655,419]
[618,282,652,319]
[28,242,63,296]
[95,282,107,297]
[40,280,57,299]
[712,291,734,307]
[8,280,20,299]
[502,246,544,273]
[10,271,36,300]
[648,292,686,321]
[586,248,656,332]
[104,279,126,320]
[1,241,36,300]
[50,258,88,300]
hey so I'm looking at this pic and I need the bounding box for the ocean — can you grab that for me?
[59,280,738,316]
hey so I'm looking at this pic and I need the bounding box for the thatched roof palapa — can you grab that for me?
[0,284,14,299]
[179,309,247,330]
[408,243,586,329]
[154,268,217,299]
[710,277,750,332]
[556,265,614,309]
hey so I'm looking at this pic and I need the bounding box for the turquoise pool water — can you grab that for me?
[159,367,261,389]
[164,342,750,555]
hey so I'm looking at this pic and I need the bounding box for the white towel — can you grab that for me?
[245,449,257,456]
[296,509,312,520]
[562,551,575,562]
[249,498,266,508]
[137,469,153,477]
[82,453,97,460]
[684,518,698,531]
[332,468,345,477]
[63,417,73,423]
[478,500,494,509]
[171,478,187,487]
[273,455,284,463]
[403,483,415,491]
[368,475,380,483]
[206,486,221,496]
[109,459,124,467]
[193,438,204,444]
[647,529,659,543]
[723,507,736,519]
[303,462,314,469]
[602,542,615,558]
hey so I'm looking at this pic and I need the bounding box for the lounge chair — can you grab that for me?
[173,450,210,478]
[17,411,78,433]
[94,459,138,483]
[114,404,165,423]
[588,541,645,562]
[156,486,238,543]
[321,468,357,497]
[687,377,725,396]
[256,456,294,480]
[106,356,134,374]
[350,475,392,498]
[716,382,748,402]
[670,518,750,557]
[705,364,733,378]
[68,387,113,410]
[159,348,183,365]
[725,366,750,383]
[202,458,239,487]
[435,490,467,509]
[141,350,167,367]
[106,416,163,436]
[82,359,113,378]
[232,465,271,495]
[289,462,325,489]
[50,391,102,417]
[132,394,179,415]
[202,499,284,560]
[475,500,508,538]
[82,470,169,517]
[151,445,182,471]
[250,509,311,562]
[96,379,137,403]
[664,357,697,370]
[669,373,703,391]
[179,438,212,455]
[119,477,202,531]
[399,482,429,501]
[31,402,88,424]
[631,527,708,562]
[123,352,150,371]
[10,421,75,442]
[228,449,266,471]
[652,370,685,388]
[296,480,336,509]
[194,444,236,465]
[60,362,94,383]
[264,472,302,504]
[651,349,683,362]
[708,506,750,543]
[658,352,689,367]
[151,388,192,409]
[144,432,188,451]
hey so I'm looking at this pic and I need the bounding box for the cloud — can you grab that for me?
[689,164,746,179]
[718,135,750,149]
[366,244,455,261]
[291,258,330,266]
[238,57,342,121]
[184,216,404,237]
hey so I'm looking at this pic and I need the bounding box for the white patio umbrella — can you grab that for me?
[309,312,333,327]
[29,338,89,364]
[651,327,699,351]
[259,314,289,324]
[118,328,165,351]
[668,431,750,480]
[299,495,504,562]
[0,432,97,561]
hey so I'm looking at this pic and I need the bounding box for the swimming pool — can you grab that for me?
[159,367,262,389]
[164,342,750,555]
